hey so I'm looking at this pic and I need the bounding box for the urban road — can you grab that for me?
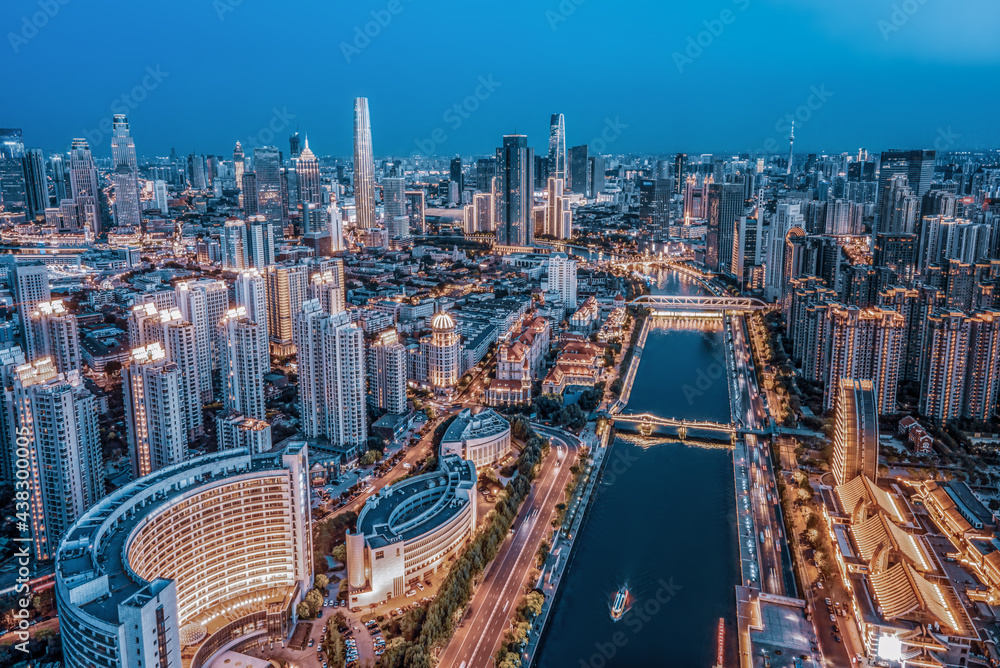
[438,424,579,668]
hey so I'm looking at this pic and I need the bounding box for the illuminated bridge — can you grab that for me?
[628,295,772,313]
[613,413,822,439]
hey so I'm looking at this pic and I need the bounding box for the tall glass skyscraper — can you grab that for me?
[495,134,533,247]
[297,137,321,205]
[353,97,376,230]
[69,138,101,235]
[254,146,283,225]
[0,128,28,214]
[111,115,142,228]
[24,147,48,218]
[548,114,566,182]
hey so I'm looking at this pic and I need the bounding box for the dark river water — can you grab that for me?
[534,268,738,668]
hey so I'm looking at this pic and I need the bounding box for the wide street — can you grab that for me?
[437,424,579,668]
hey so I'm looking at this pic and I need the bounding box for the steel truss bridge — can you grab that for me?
[628,295,772,312]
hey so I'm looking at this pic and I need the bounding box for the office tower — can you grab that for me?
[295,301,367,454]
[233,140,245,206]
[673,153,687,194]
[639,178,656,228]
[69,138,101,235]
[706,183,744,274]
[353,97,377,230]
[383,177,406,223]
[24,147,47,219]
[246,214,276,269]
[50,153,67,203]
[123,343,185,479]
[266,263,309,355]
[831,378,879,487]
[476,157,497,192]
[534,150,550,191]
[110,114,141,228]
[495,135,534,246]
[880,175,919,235]
[876,149,936,233]
[329,192,345,251]
[786,120,795,175]
[874,233,918,284]
[590,155,606,196]
[297,137,321,205]
[964,309,1000,423]
[175,280,229,401]
[405,190,426,235]
[29,300,81,374]
[289,131,301,158]
[13,359,102,560]
[221,218,248,269]
[731,216,762,285]
[764,202,805,301]
[549,114,567,181]
[253,146,283,224]
[546,253,578,311]
[474,192,494,232]
[0,128,27,213]
[0,346,26,484]
[241,171,258,215]
[450,157,464,200]
[428,311,461,395]
[920,310,970,424]
[310,264,346,315]
[568,145,590,197]
[368,328,408,415]
[153,179,168,212]
[218,307,268,420]
[4,259,50,356]
[545,177,571,239]
[187,153,207,189]
[235,269,268,326]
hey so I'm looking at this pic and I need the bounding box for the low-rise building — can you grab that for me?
[440,407,511,469]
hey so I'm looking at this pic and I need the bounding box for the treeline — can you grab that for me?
[376,423,550,668]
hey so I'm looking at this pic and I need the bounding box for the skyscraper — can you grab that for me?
[221,218,248,270]
[876,149,936,234]
[545,178,571,239]
[353,97,376,230]
[241,171,258,215]
[110,114,141,228]
[123,343,186,479]
[920,309,970,424]
[297,137,321,205]
[68,138,101,235]
[23,147,47,219]
[427,311,461,396]
[673,153,687,194]
[266,263,309,355]
[294,300,367,456]
[786,120,795,176]
[831,378,879,487]
[474,192,494,232]
[383,177,407,225]
[706,183,745,274]
[4,259,50,356]
[175,280,230,401]
[0,128,27,214]
[309,264,346,315]
[218,307,268,421]
[246,214,276,269]
[450,157,464,203]
[545,253,578,312]
[368,328,408,416]
[187,153,207,189]
[548,114,566,182]
[254,146,283,225]
[568,144,589,197]
[235,269,268,327]
[28,300,81,374]
[824,305,904,414]
[13,359,103,560]
[964,309,1000,423]
[405,190,425,235]
[233,140,245,206]
[495,135,533,246]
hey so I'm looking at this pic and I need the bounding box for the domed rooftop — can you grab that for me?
[432,311,455,331]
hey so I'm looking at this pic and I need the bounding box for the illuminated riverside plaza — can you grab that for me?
[54,443,313,668]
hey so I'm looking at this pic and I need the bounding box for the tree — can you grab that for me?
[360,449,381,466]
[104,360,122,376]
[296,601,312,619]
[305,589,324,616]
[315,574,330,591]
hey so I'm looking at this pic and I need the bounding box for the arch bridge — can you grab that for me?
[628,295,772,313]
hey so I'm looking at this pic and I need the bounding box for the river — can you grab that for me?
[534,268,738,667]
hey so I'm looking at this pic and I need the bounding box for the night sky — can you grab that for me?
[3,0,999,158]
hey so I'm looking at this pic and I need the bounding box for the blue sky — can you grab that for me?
[3,0,999,158]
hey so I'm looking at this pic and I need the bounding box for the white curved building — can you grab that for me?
[347,454,476,608]
[55,443,313,668]
[440,407,512,469]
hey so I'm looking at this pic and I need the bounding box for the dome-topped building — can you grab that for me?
[426,309,461,396]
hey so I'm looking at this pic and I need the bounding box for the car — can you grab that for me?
[829,614,836,622]
[834,635,841,643]
[824,598,832,606]
[816,581,824,590]
[309,639,315,647]
[406,589,416,597]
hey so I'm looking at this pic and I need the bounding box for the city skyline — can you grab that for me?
[4,1,1000,156]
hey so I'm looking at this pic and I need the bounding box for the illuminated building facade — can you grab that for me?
[440,407,511,469]
[427,311,461,396]
[123,343,186,479]
[353,97,376,230]
[831,377,879,487]
[55,444,313,668]
[28,299,81,374]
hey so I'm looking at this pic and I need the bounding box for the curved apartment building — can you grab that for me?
[440,407,512,469]
[55,443,313,668]
[347,454,476,608]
